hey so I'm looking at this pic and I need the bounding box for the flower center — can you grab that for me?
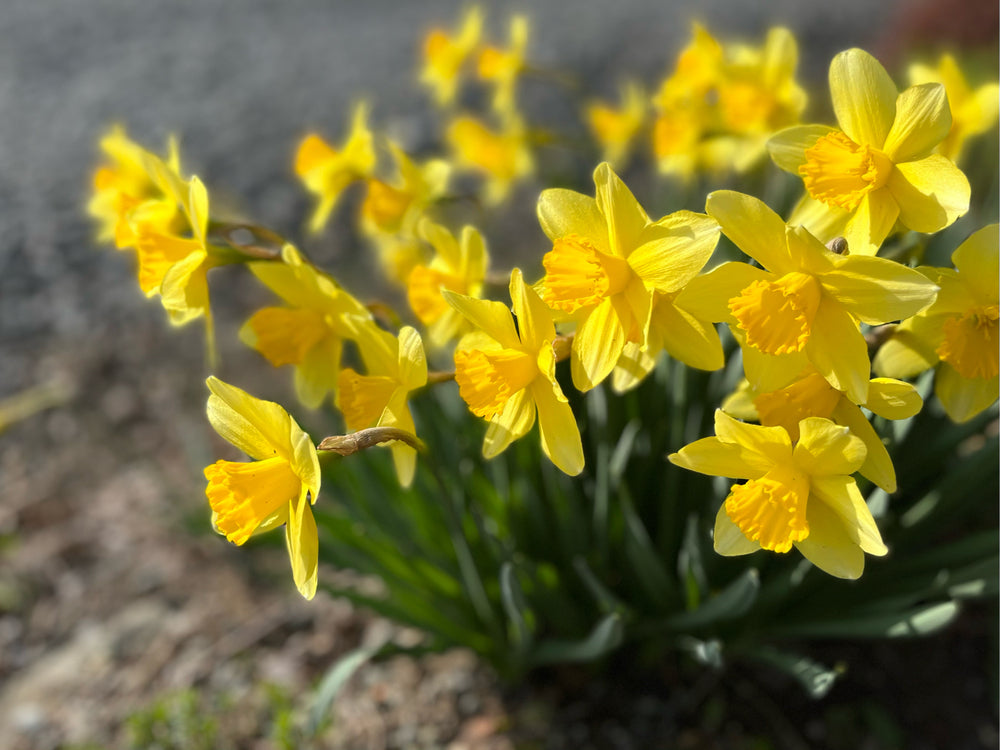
[407,265,466,325]
[718,80,776,133]
[337,370,398,431]
[937,305,999,379]
[729,272,822,355]
[245,307,328,367]
[799,131,894,211]
[205,457,301,546]
[362,179,413,232]
[541,234,633,313]
[754,370,842,439]
[454,348,537,419]
[725,467,810,553]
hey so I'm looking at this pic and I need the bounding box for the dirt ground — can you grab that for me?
[1,1,997,748]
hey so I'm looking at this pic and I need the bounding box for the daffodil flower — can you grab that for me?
[537,162,720,391]
[874,224,998,422]
[681,190,938,405]
[769,48,971,255]
[203,376,320,600]
[722,366,922,493]
[587,82,647,167]
[653,25,805,178]
[447,114,533,205]
[88,126,180,249]
[134,171,216,339]
[611,277,726,394]
[420,6,482,106]
[477,14,528,119]
[359,141,452,285]
[296,102,376,232]
[240,245,370,409]
[336,322,427,487]
[445,269,584,476]
[670,410,887,579]
[909,54,999,166]
[407,219,490,348]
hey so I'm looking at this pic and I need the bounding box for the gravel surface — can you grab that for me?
[1,1,996,748]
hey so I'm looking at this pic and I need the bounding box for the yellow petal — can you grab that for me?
[675,262,771,323]
[713,504,762,556]
[626,211,719,292]
[829,49,897,148]
[705,191,795,275]
[483,387,536,458]
[794,496,865,579]
[793,417,866,477]
[668,435,770,480]
[531,379,584,476]
[807,300,870,404]
[820,254,939,324]
[442,290,521,350]
[888,156,970,234]
[537,188,610,254]
[657,298,725,371]
[883,82,952,162]
[594,162,648,257]
[397,326,428,390]
[872,318,941,379]
[738,332,809,394]
[287,492,318,600]
[865,378,923,419]
[714,410,794,467]
[205,457,300,545]
[509,268,556,350]
[768,124,837,173]
[952,224,999,305]
[936,365,999,423]
[570,296,626,391]
[831,400,897,493]
[206,376,295,461]
[840,188,900,256]
[809,474,887,556]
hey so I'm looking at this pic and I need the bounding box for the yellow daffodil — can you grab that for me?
[703,26,806,172]
[769,48,971,255]
[407,219,490,348]
[722,365,922,493]
[874,224,999,422]
[295,102,376,232]
[133,170,219,354]
[420,6,483,106]
[89,126,180,249]
[653,25,805,178]
[477,14,528,119]
[240,245,370,409]
[360,141,451,237]
[679,190,938,405]
[445,269,584,475]
[203,376,320,600]
[611,273,726,393]
[587,82,647,167]
[336,322,428,487]
[359,141,451,285]
[909,54,999,165]
[447,114,533,205]
[537,162,720,391]
[670,410,887,579]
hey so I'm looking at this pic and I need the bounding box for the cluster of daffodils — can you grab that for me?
[90,9,997,601]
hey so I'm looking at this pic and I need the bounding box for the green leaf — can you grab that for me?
[573,556,629,615]
[663,569,760,631]
[531,613,624,665]
[774,601,960,639]
[746,647,842,698]
[306,636,388,736]
[499,563,534,657]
